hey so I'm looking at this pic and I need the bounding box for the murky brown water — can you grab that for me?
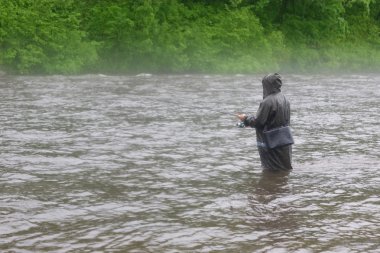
[0,74,379,252]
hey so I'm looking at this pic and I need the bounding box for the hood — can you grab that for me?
[262,73,282,98]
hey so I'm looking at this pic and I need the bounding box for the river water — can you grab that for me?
[0,74,379,252]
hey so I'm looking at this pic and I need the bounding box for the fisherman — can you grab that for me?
[237,73,293,171]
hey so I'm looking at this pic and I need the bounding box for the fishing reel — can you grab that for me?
[236,121,246,128]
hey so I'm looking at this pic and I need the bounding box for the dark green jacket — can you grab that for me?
[245,73,293,171]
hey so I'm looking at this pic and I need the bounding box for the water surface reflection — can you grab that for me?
[0,74,379,252]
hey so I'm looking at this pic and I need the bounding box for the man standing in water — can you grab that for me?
[237,73,293,171]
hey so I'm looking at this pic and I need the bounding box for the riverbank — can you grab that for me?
[1,1,379,75]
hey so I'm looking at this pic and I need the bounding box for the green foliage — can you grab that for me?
[79,0,279,73]
[0,0,380,74]
[0,0,98,74]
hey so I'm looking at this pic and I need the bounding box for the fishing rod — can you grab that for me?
[150,97,251,127]
[203,108,252,128]
[205,109,239,116]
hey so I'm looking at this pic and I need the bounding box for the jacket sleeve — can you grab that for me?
[248,100,272,129]
[243,115,256,127]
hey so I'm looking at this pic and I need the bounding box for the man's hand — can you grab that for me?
[237,114,247,121]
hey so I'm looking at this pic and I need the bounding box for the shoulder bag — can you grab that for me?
[263,126,294,149]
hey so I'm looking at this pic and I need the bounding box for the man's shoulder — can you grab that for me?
[262,93,278,102]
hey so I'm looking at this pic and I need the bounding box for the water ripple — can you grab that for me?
[0,74,379,252]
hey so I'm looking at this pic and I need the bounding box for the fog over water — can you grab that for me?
[0,74,379,252]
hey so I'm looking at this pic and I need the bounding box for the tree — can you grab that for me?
[0,0,98,74]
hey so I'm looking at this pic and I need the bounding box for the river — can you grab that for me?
[0,74,379,252]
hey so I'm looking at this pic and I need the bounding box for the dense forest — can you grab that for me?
[1,0,380,74]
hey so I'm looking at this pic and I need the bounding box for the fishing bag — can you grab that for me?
[263,126,294,149]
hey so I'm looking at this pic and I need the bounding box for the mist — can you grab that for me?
[1,0,380,75]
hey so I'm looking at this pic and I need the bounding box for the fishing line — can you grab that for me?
[149,97,253,128]
[150,97,248,116]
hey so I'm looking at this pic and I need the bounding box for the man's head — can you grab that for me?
[262,73,282,98]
